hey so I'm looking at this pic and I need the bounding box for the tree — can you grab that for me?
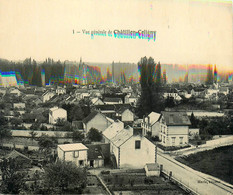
[0,128,12,146]
[43,160,87,193]
[72,130,85,142]
[190,112,198,128]
[28,130,38,145]
[87,128,102,142]
[136,57,165,117]
[10,118,23,128]
[37,134,56,153]
[0,158,26,194]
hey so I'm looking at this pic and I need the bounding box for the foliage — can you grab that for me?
[87,128,102,142]
[37,134,56,152]
[10,118,23,128]
[136,57,165,117]
[165,96,175,108]
[30,122,41,130]
[0,128,12,144]
[43,160,87,193]
[0,158,26,194]
[72,130,85,142]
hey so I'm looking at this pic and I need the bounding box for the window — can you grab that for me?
[172,137,176,145]
[135,140,141,149]
[74,151,79,158]
[179,137,183,144]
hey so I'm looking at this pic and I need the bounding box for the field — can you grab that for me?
[176,145,233,185]
[100,170,187,194]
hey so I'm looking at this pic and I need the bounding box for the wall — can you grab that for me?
[62,149,88,167]
[120,136,155,168]
[122,109,134,122]
[163,126,189,146]
[151,122,160,137]
[11,130,70,138]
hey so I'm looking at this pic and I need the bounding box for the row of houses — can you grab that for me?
[57,108,192,169]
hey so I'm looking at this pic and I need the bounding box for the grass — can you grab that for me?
[176,145,233,185]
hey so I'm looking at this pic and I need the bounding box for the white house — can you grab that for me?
[56,87,66,95]
[124,94,138,106]
[116,108,134,122]
[159,111,191,147]
[42,91,55,103]
[49,107,67,124]
[163,92,182,101]
[82,111,112,133]
[13,103,26,109]
[57,143,88,167]
[110,128,156,168]
[141,112,161,137]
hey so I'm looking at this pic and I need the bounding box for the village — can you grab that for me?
[0,78,232,194]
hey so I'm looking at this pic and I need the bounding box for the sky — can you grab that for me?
[0,0,232,70]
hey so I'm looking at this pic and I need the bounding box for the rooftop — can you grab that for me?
[58,143,88,152]
[161,111,191,126]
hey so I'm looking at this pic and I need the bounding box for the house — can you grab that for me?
[94,104,116,118]
[163,92,182,101]
[159,111,191,147]
[5,150,32,169]
[13,103,26,109]
[191,88,206,97]
[102,120,124,143]
[124,93,138,106]
[9,88,21,96]
[91,97,104,105]
[86,143,110,168]
[82,111,112,133]
[103,97,123,105]
[49,107,67,124]
[42,91,55,103]
[57,143,88,167]
[116,108,134,122]
[33,97,42,106]
[145,163,160,177]
[141,112,161,137]
[109,128,156,168]
[219,87,229,95]
[56,87,66,95]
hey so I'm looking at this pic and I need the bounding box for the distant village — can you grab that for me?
[0,60,233,194]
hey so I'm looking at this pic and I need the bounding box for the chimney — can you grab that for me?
[143,115,145,123]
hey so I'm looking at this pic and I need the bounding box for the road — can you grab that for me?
[157,152,233,195]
